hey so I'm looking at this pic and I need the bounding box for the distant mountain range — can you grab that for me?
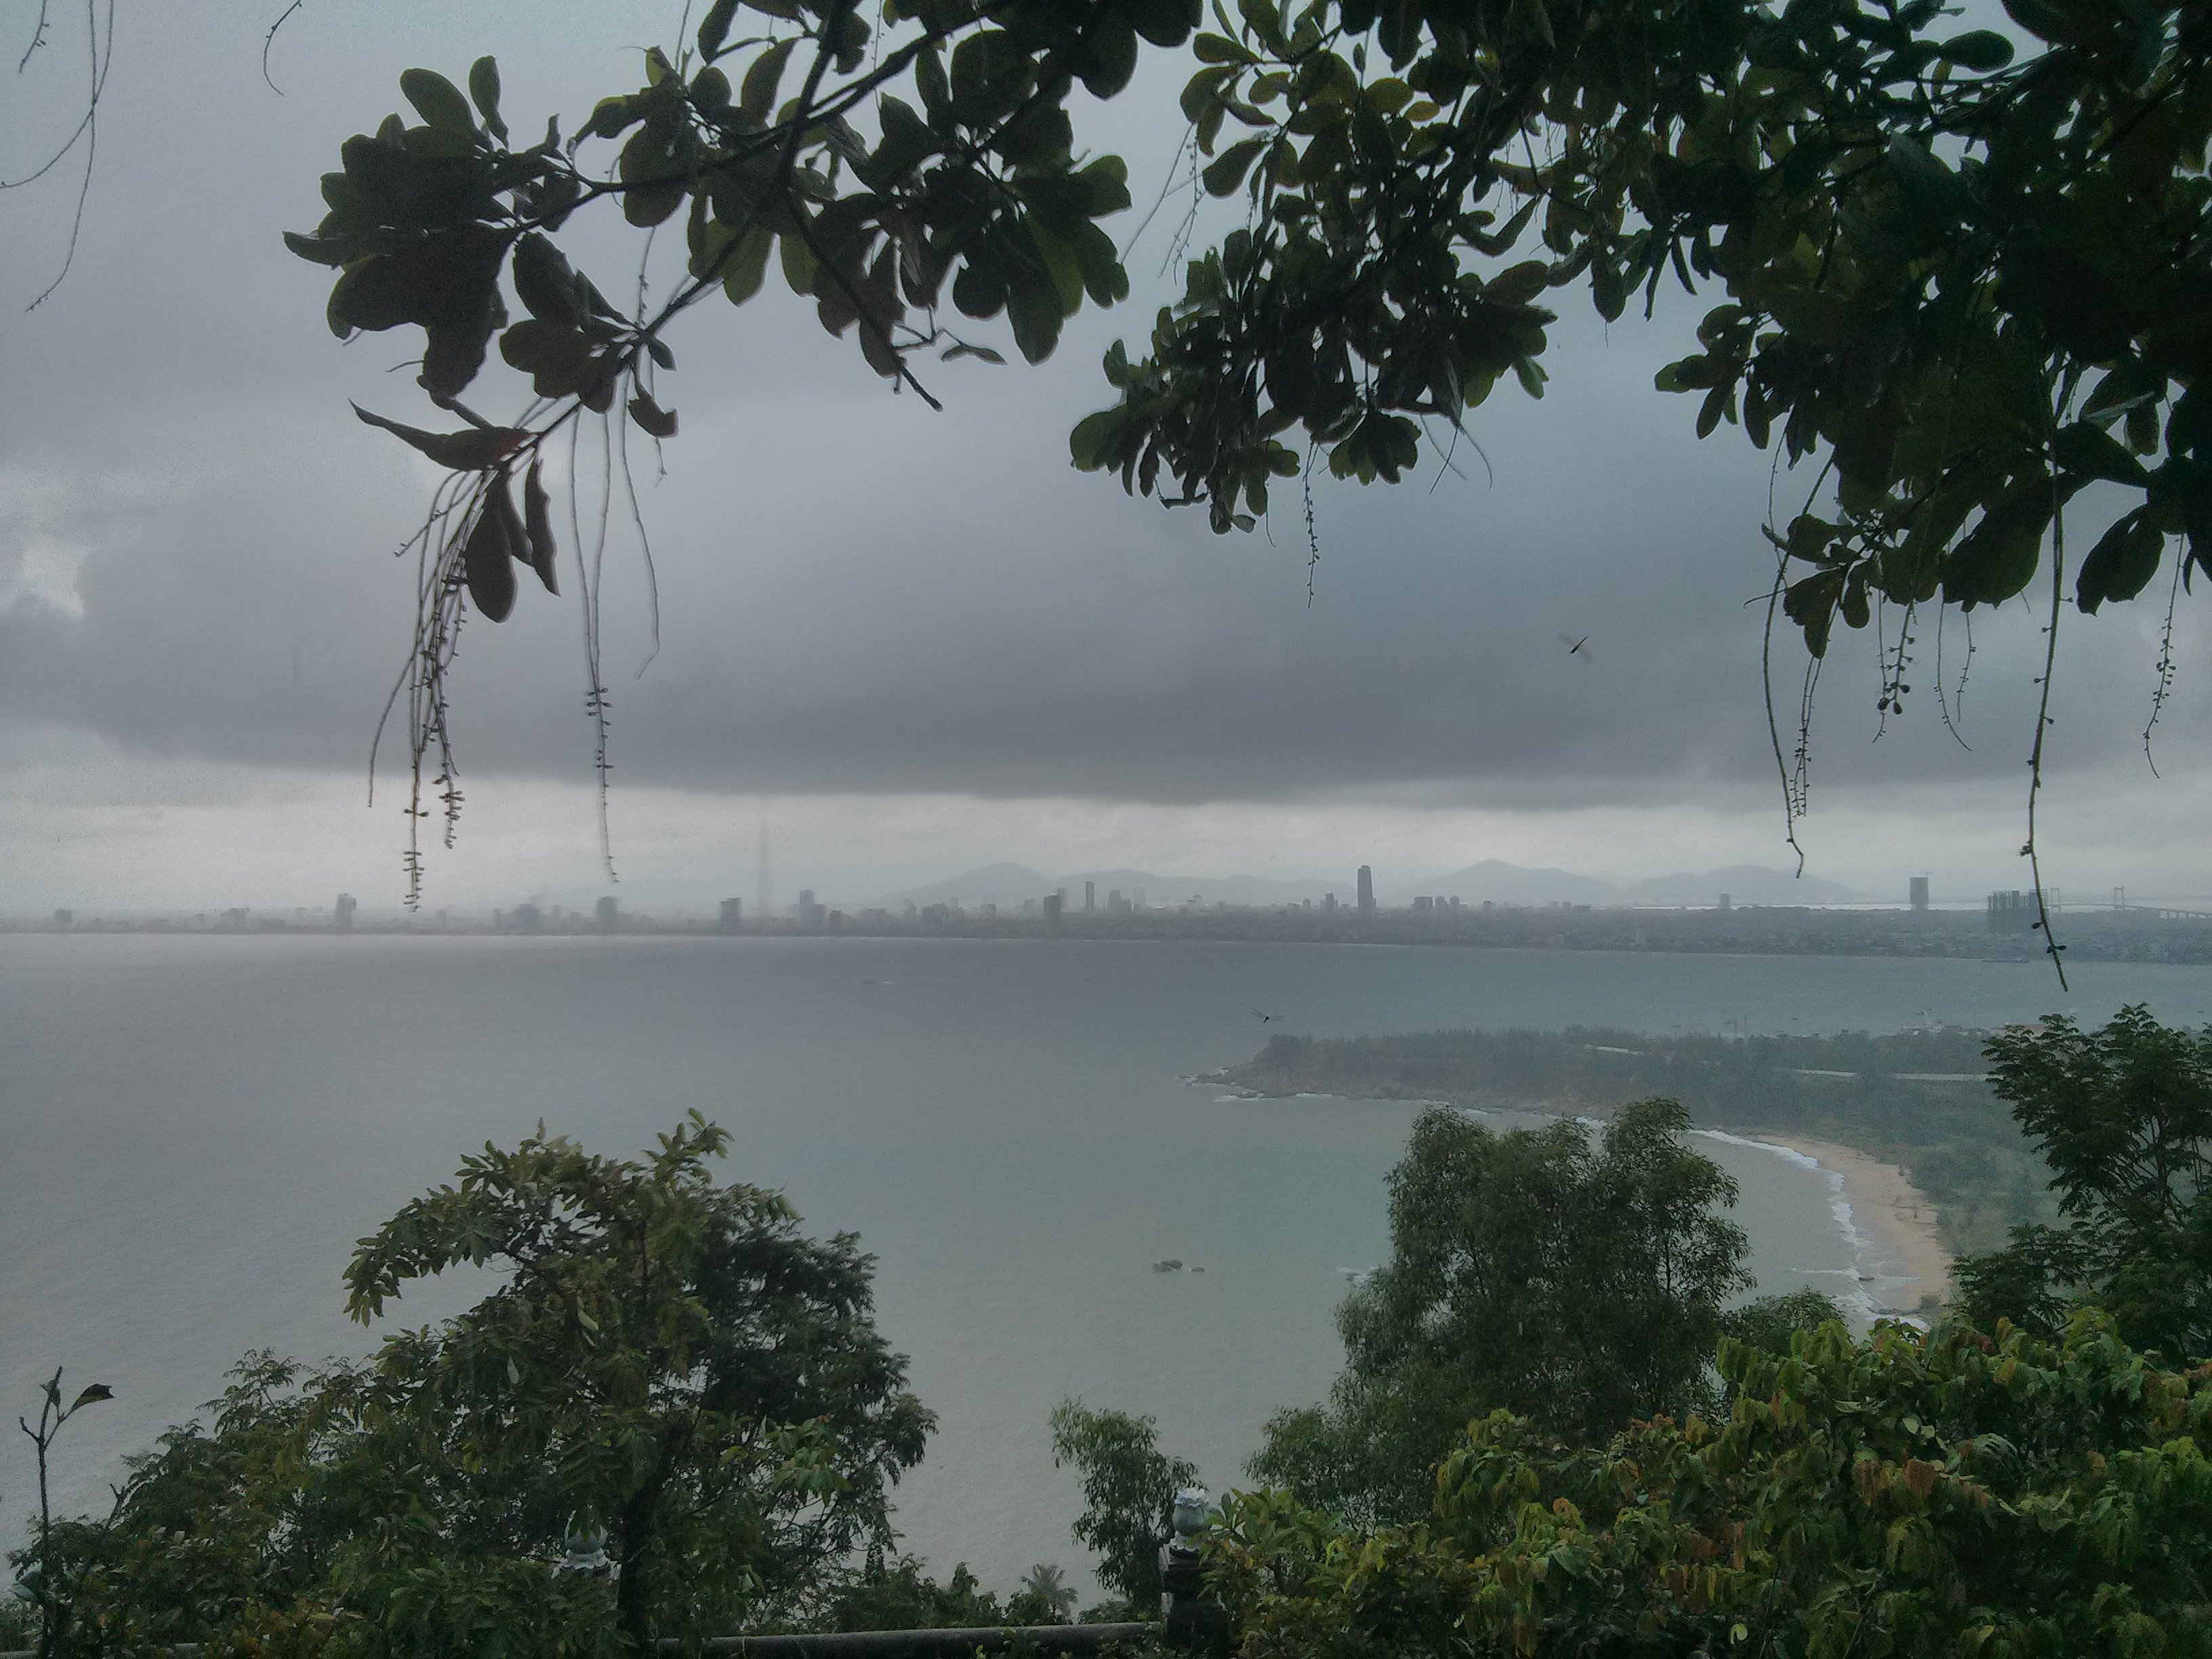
[868,859,1871,912]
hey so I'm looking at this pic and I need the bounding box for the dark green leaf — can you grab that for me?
[523,459,560,595]
[1936,29,2013,69]
[1005,266,1065,364]
[461,492,517,621]
[468,57,507,142]
[499,319,597,396]
[401,68,476,137]
[2053,421,2150,487]
[1202,136,1268,197]
[2075,512,2163,612]
[628,393,680,438]
[720,224,775,305]
[741,39,798,125]
[353,404,527,470]
[697,0,741,60]
[1486,260,1551,308]
[511,232,586,328]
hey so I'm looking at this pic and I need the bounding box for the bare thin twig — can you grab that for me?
[262,0,304,93]
[16,0,113,312]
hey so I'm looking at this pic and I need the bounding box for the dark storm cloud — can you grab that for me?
[5,5,2206,812]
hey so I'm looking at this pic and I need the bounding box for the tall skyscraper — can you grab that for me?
[1356,866,1375,912]
[719,897,743,933]
[1084,881,1095,913]
[1908,876,1930,912]
[756,815,772,933]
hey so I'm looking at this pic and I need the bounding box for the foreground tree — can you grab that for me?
[1048,1400,1200,1614]
[1212,1311,2212,1659]
[28,1115,929,1654]
[271,0,2207,897]
[1957,1004,2212,1359]
[1248,1098,1750,1525]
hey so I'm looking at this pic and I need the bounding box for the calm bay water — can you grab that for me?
[7,933,2211,1593]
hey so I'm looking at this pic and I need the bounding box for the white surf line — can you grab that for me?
[1690,1128,1900,1326]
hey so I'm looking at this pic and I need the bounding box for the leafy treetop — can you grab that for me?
[1958,1004,2212,1359]
[16,1115,930,1655]
[283,0,2207,897]
[1213,1311,2212,1659]
[1248,1098,1752,1526]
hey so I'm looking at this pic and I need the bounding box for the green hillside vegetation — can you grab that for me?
[16,1011,2212,1658]
[1218,1027,2056,1256]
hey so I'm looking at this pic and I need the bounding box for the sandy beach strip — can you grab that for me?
[1782,1136,1954,1308]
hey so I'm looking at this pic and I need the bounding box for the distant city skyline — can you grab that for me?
[24,849,2212,926]
[7,9,2211,929]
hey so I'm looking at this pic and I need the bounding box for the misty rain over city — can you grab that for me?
[7,2,2212,1656]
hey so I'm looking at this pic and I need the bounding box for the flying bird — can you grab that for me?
[1252,1009,1281,1023]
[1559,633,1592,661]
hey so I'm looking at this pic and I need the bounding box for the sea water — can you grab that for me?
[6,933,2209,1592]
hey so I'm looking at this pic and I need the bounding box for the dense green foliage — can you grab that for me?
[1719,1286,1850,1356]
[278,0,2209,883]
[282,0,1197,888]
[1958,1004,2212,1359]
[1048,1401,1201,1612]
[1248,1099,1751,1525]
[1212,1312,2212,1659]
[1078,0,2211,652]
[10,1117,929,1655]
[1224,1025,2049,1254]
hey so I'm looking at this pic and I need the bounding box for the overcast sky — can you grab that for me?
[4,1,2209,914]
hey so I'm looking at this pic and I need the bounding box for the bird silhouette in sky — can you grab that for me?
[1559,633,1592,661]
[1252,1009,1281,1023]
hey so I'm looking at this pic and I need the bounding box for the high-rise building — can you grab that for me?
[1356,866,1375,912]
[1044,893,1063,928]
[1084,881,1095,914]
[596,896,619,931]
[333,894,356,930]
[718,897,743,932]
[1323,893,1336,912]
[1908,876,1930,912]
[1718,893,1732,912]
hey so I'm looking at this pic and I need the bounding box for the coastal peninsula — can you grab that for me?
[1210,1025,2049,1281]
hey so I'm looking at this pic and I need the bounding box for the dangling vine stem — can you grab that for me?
[2024,410,2069,990]
[2144,544,2183,779]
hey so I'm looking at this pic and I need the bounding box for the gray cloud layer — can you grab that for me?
[5,6,2207,818]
